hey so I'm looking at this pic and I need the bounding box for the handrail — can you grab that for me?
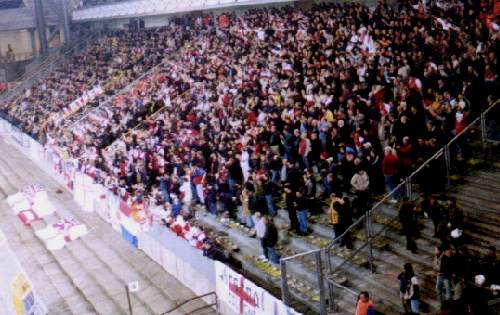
[161,291,217,315]
[281,248,321,261]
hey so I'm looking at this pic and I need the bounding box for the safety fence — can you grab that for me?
[279,99,500,314]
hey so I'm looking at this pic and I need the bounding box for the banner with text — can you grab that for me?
[215,262,301,315]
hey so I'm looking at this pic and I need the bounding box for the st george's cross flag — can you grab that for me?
[6,184,56,225]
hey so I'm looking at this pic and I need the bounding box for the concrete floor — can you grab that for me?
[0,137,211,315]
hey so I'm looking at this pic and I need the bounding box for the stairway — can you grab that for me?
[448,151,500,253]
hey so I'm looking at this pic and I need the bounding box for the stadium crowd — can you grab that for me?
[0,0,499,313]
[1,27,174,138]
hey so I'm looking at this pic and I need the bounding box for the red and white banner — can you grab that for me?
[35,216,88,250]
[6,184,55,225]
[215,262,301,315]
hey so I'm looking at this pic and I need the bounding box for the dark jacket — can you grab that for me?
[263,223,278,247]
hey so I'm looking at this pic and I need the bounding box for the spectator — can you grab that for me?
[398,262,415,314]
[0,7,498,311]
[462,275,493,315]
[436,247,456,303]
[284,184,299,232]
[350,168,370,215]
[263,217,279,265]
[481,246,500,286]
[255,214,267,261]
[406,276,421,315]
[382,147,401,203]
[354,291,375,315]
[428,195,444,238]
[202,239,227,263]
[399,262,421,315]
[399,197,418,254]
[293,190,309,236]
[240,187,253,228]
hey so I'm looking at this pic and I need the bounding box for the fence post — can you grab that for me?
[325,249,335,311]
[315,251,327,315]
[480,112,487,153]
[405,177,412,199]
[365,213,374,273]
[125,285,134,315]
[280,259,289,306]
[444,145,451,188]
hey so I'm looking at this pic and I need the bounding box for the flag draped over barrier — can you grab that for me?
[6,185,55,225]
[7,184,89,250]
[215,262,302,315]
[35,216,88,250]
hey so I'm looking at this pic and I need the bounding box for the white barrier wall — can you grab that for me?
[0,229,47,315]
[0,117,300,315]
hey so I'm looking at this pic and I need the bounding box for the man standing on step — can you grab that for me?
[351,168,370,215]
[293,189,309,236]
[436,247,455,303]
[255,214,268,261]
[263,216,279,265]
[399,197,418,254]
[382,147,400,203]
[284,184,299,232]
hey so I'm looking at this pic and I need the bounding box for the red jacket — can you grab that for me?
[382,154,400,176]
[455,112,467,135]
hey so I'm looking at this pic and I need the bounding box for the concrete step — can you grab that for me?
[194,209,406,315]
[462,229,500,249]
[449,192,500,213]
[464,220,500,239]
[473,170,500,185]
[446,167,500,253]
[462,176,500,193]
[453,185,500,204]
[457,198,500,219]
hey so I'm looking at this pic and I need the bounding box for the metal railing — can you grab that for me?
[161,291,218,315]
[280,99,500,314]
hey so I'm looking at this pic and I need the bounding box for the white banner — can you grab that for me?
[215,262,301,315]
[73,172,95,212]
